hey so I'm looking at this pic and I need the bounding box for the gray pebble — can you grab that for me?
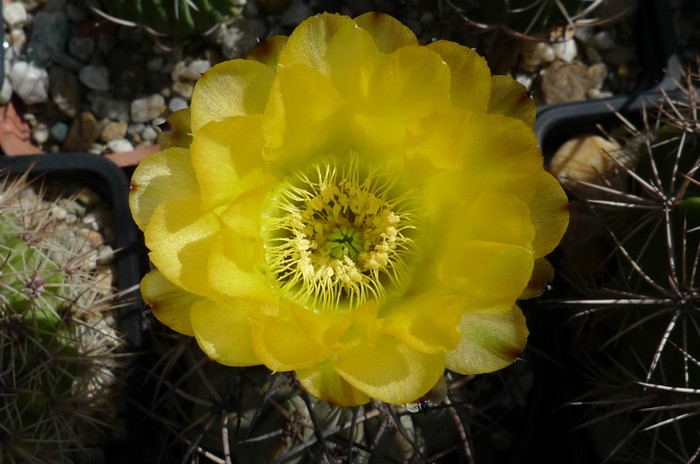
[69,36,96,62]
[66,2,88,22]
[280,0,313,27]
[49,66,81,118]
[79,65,110,91]
[50,121,70,142]
[146,56,164,73]
[90,95,130,121]
[127,122,146,136]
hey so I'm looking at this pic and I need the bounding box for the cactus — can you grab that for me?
[142,323,535,463]
[550,67,700,461]
[92,0,246,40]
[0,170,124,463]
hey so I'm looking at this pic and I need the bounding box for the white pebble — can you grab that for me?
[107,138,134,153]
[182,59,211,80]
[552,39,577,63]
[168,97,188,112]
[10,29,26,56]
[9,62,50,105]
[141,126,158,143]
[33,123,50,144]
[0,77,13,104]
[3,2,27,29]
[130,94,165,123]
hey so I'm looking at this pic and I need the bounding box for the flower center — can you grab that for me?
[261,153,416,314]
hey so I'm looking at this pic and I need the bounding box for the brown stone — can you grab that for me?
[540,61,594,104]
[100,120,128,143]
[62,112,101,152]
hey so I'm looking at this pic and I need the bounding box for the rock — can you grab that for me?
[146,56,164,73]
[107,138,134,153]
[79,65,110,91]
[141,126,158,143]
[69,37,96,62]
[50,121,70,142]
[66,2,88,22]
[127,123,146,136]
[521,42,555,72]
[549,134,623,188]
[540,61,594,104]
[172,81,194,99]
[131,94,165,123]
[100,121,128,142]
[0,78,13,105]
[49,66,81,118]
[280,0,313,26]
[9,29,27,56]
[214,19,259,60]
[552,39,577,63]
[168,97,188,112]
[585,45,603,64]
[63,112,101,151]
[90,95,130,121]
[27,9,70,67]
[9,62,50,105]
[3,2,28,28]
[588,63,608,90]
[33,123,50,144]
[590,31,616,51]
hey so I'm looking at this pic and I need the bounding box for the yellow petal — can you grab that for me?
[426,40,491,114]
[145,194,219,297]
[529,170,570,258]
[190,59,275,133]
[464,193,535,248]
[249,304,333,371]
[446,305,528,375]
[141,269,198,336]
[437,241,534,306]
[277,13,354,74]
[207,235,273,302]
[458,113,542,199]
[290,302,357,348]
[297,361,370,407]
[335,334,446,405]
[129,147,198,231]
[190,299,260,366]
[488,75,536,127]
[381,293,463,354]
[363,45,450,119]
[247,35,288,70]
[325,21,382,102]
[520,257,554,299]
[354,11,418,53]
[263,63,346,168]
[405,109,468,171]
[157,108,192,149]
[190,115,268,210]
[219,179,274,238]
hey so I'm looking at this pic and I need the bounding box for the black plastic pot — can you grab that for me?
[0,152,143,347]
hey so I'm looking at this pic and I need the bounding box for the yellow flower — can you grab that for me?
[130,12,569,406]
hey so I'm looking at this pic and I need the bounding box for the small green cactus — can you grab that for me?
[0,171,124,463]
[94,0,246,40]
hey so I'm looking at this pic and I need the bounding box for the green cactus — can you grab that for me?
[551,70,700,461]
[94,0,246,40]
[0,171,124,463]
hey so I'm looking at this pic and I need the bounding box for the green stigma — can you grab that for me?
[327,226,364,260]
